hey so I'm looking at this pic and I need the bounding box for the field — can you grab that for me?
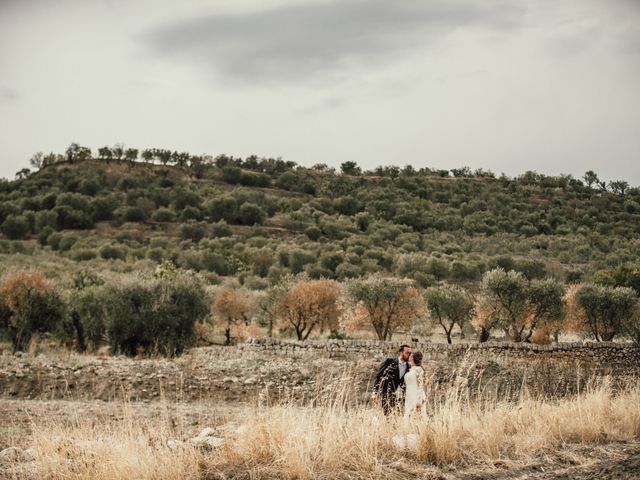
[1,344,639,479]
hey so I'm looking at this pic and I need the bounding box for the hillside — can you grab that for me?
[1,154,639,289]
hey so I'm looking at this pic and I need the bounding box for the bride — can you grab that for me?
[403,351,425,418]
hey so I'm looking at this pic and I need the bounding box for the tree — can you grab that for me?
[345,275,423,340]
[238,203,266,225]
[256,275,294,337]
[65,143,92,163]
[340,161,361,176]
[141,149,154,163]
[1,215,30,240]
[526,278,565,342]
[583,170,599,189]
[124,148,139,166]
[424,284,474,344]
[98,146,113,162]
[276,279,340,340]
[0,271,65,352]
[213,287,254,345]
[104,275,208,356]
[575,284,637,341]
[480,269,529,341]
[29,152,44,170]
[609,180,629,197]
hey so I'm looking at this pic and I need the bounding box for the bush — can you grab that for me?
[69,248,97,261]
[304,226,322,241]
[238,203,266,225]
[90,196,119,222]
[180,221,207,242]
[0,271,65,351]
[34,210,59,232]
[575,284,637,341]
[37,226,54,246]
[152,208,176,223]
[211,220,233,238]
[103,275,209,356]
[99,245,126,260]
[47,232,63,250]
[121,206,148,222]
[68,286,106,349]
[58,234,79,252]
[1,215,30,239]
[205,196,238,223]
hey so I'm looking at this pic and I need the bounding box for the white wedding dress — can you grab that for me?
[403,366,425,418]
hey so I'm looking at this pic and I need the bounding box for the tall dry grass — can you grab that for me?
[14,378,640,479]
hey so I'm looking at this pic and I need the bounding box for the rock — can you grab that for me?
[0,446,35,463]
[167,438,185,449]
[196,427,216,438]
[188,436,224,450]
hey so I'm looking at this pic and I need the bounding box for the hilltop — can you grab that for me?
[1,151,638,289]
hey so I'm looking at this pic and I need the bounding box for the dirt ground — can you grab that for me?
[1,345,639,479]
[1,398,639,480]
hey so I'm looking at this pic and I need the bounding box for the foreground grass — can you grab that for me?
[7,380,640,479]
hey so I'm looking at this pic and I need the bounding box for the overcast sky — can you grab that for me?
[1,0,639,184]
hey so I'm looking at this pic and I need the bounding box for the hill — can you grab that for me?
[1,152,638,289]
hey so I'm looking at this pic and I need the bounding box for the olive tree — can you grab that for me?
[345,275,423,340]
[575,284,638,341]
[479,269,566,342]
[424,284,474,344]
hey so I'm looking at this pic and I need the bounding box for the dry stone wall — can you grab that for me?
[242,338,640,375]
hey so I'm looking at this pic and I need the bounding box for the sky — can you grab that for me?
[1,0,639,184]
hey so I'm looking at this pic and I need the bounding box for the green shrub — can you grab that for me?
[304,226,322,241]
[180,221,207,242]
[69,248,97,261]
[34,210,59,232]
[1,215,30,240]
[152,208,176,222]
[37,226,54,246]
[69,286,106,349]
[58,234,79,252]
[90,196,119,222]
[99,245,126,260]
[211,220,233,238]
[238,203,266,225]
[103,275,209,356]
[121,206,148,222]
[47,232,63,250]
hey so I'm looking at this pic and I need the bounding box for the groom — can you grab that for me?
[371,344,412,415]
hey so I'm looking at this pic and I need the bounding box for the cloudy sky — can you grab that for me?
[1,0,639,184]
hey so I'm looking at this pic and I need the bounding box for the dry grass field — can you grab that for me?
[1,346,639,479]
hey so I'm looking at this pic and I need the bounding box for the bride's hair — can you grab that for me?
[412,351,423,366]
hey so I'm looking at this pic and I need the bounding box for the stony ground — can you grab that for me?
[1,345,639,479]
[0,345,377,403]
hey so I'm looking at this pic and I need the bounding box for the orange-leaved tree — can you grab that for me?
[0,271,65,352]
[212,287,255,345]
[276,279,341,340]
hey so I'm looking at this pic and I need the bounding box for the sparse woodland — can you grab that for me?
[1,145,640,354]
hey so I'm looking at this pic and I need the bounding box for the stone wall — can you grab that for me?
[242,338,640,375]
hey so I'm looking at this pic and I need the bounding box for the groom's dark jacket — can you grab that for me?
[373,358,410,402]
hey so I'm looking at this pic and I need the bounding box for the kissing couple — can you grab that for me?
[371,344,425,417]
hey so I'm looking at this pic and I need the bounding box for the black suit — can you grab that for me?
[373,358,410,414]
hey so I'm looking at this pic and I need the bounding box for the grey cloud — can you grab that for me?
[0,87,19,102]
[143,0,524,85]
